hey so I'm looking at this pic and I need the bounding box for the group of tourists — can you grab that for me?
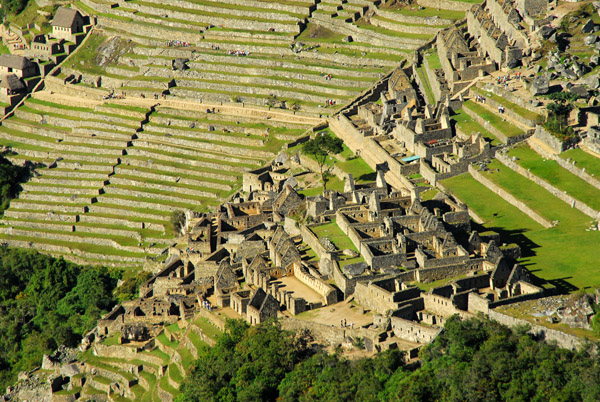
[322,73,333,80]
[13,43,26,50]
[103,91,124,101]
[200,299,213,311]
[166,40,190,47]
[324,99,336,107]
[227,49,249,56]
[475,95,486,103]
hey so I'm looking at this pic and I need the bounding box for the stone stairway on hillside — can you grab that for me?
[52,313,225,402]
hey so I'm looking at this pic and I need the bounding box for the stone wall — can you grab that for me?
[422,293,464,316]
[354,282,397,314]
[375,8,454,26]
[488,310,594,351]
[281,317,382,351]
[294,265,337,305]
[495,152,600,220]
[331,258,357,297]
[422,54,443,104]
[309,16,425,50]
[417,0,473,11]
[532,125,567,153]
[527,138,600,191]
[468,164,553,228]
[390,317,443,343]
[332,115,406,190]
[467,10,504,66]
[45,75,108,100]
[485,0,528,48]
[416,259,480,282]
[300,224,328,260]
[462,102,530,145]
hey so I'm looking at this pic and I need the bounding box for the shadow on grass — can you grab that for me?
[357,172,377,182]
[547,277,578,294]
[471,222,540,258]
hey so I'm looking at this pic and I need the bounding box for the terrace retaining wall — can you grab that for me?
[468,164,552,228]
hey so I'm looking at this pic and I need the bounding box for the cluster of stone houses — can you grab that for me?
[90,154,542,351]
[0,7,89,110]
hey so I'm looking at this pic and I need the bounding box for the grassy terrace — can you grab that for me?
[130,0,301,23]
[416,65,435,105]
[451,108,500,146]
[472,87,542,123]
[310,218,364,267]
[378,5,465,20]
[481,159,590,224]
[182,48,389,73]
[193,317,223,340]
[560,148,600,177]
[353,20,433,41]
[0,232,148,258]
[508,145,600,210]
[442,172,600,291]
[463,100,525,137]
[425,51,442,70]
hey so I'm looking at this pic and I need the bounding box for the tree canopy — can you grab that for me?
[0,247,118,390]
[302,132,344,191]
[177,315,600,402]
[0,155,30,213]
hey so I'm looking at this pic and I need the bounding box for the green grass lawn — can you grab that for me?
[416,66,435,105]
[310,218,357,252]
[481,159,589,224]
[299,175,345,197]
[463,100,525,138]
[451,108,501,146]
[193,317,223,340]
[560,148,600,178]
[442,172,600,291]
[337,157,375,182]
[426,51,442,70]
[508,145,600,211]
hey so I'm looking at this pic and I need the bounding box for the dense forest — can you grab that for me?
[177,316,600,402]
[0,154,30,214]
[0,0,30,15]
[0,248,119,390]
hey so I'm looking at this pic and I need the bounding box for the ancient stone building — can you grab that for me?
[51,7,85,42]
[436,26,497,94]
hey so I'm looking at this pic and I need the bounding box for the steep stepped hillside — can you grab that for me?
[504,145,600,215]
[60,31,391,113]
[63,0,410,113]
[0,94,312,267]
[73,317,222,402]
[441,165,600,290]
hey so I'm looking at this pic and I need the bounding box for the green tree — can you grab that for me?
[170,210,185,235]
[301,132,343,191]
[0,247,118,389]
[545,91,577,136]
[177,319,308,402]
